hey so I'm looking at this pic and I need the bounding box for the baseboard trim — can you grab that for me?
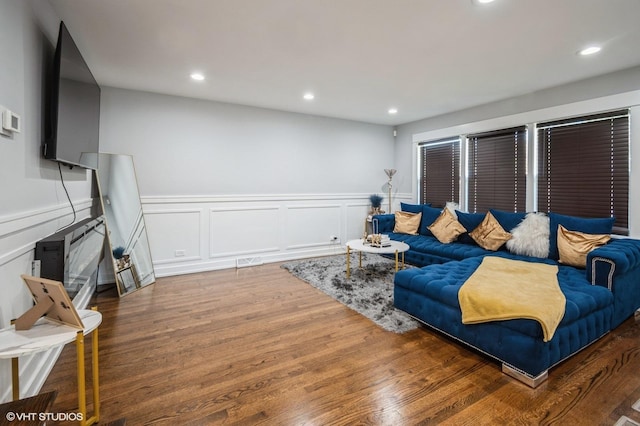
[154,246,346,277]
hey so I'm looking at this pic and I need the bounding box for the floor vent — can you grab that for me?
[236,257,264,268]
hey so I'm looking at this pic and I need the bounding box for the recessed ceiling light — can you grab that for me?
[303,93,315,100]
[473,0,495,4]
[190,73,205,81]
[579,46,602,56]
[388,108,398,115]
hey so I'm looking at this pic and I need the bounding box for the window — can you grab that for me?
[467,127,527,213]
[418,138,460,208]
[537,110,629,234]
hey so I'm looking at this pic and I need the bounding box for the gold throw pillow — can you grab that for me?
[393,211,422,235]
[557,225,610,268]
[469,212,512,251]
[428,208,466,243]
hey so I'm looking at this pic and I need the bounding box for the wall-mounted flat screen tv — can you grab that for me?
[44,21,100,170]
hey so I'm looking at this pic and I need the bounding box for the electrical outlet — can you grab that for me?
[330,235,340,243]
[175,249,186,257]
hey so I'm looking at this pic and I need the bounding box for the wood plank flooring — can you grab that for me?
[41,262,640,425]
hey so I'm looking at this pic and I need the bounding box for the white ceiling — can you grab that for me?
[46,0,640,126]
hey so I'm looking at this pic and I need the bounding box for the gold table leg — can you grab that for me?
[76,308,100,426]
[346,245,351,279]
[359,251,362,268]
[11,357,19,400]
[395,249,399,271]
[91,308,100,424]
[77,330,87,425]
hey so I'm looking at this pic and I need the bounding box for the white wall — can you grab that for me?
[395,66,640,237]
[99,88,400,275]
[0,0,95,402]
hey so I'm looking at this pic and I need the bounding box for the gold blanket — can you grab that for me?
[458,257,566,342]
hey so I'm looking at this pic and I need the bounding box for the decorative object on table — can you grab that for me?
[116,254,131,270]
[368,233,391,248]
[383,168,397,212]
[282,254,418,333]
[15,275,84,330]
[112,246,125,260]
[368,194,384,215]
[364,212,383,240]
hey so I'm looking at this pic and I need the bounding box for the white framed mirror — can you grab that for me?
[96,153,155,296]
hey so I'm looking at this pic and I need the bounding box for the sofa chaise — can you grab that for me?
[373,204,640,386]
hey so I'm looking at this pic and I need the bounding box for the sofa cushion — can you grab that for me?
[393,211,421,235]
[489,209,527,232]
[419,205,443,236]
[401,202,430,213]
[388,233,489,261]
[506,212,550,258]
[469,212,512,251]
[394,254,614,339]
[456,211,486,245]
[428,208,466,244]
[548,213,615,260]
[557,225,610,268]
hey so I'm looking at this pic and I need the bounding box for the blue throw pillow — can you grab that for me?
[548,212,615,260]
[401,202,431,214]
[420,205,443,236]
[456,211,485,245]
[489,209,527,232]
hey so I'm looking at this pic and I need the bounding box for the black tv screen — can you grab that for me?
[44,22,100,170]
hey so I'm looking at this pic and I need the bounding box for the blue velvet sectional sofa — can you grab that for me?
[374,206,640,386]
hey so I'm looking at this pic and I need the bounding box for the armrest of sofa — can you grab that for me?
[372,214,395,233]
[587,238,640,290]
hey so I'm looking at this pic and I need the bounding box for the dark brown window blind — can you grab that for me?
[537,110,629,235]
[467,126,527,213]
[419,138,460,208]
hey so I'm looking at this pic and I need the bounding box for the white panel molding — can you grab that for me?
[0,199,94,404]
[142,193,374,204]
[210,248,280,259]
[143,208,204,215]
[144,194,377,277]
[142,193,414,277]
[284,203,341,250]
[208,206,281,212]
[0,198,93,238]
[143,208,204,264]
[153,255,203,265]
[0,241,37,268]
[209,205,280,258]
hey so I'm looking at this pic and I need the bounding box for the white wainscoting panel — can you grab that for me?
[0,199,94,403]
[210,206,280,257]
[142,193,412,277]
[285,204,341,249]
[346,202,372,241]
[143,209,203,265]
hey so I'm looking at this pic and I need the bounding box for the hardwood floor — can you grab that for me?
[41,262,640,425]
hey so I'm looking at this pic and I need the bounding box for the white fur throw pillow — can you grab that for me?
[506,212,550,258]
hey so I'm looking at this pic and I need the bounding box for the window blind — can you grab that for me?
[537,110,629,235]
[467,126,527,213]
[419,138,460,208]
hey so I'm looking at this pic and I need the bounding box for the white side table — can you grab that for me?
[0,309,102,426]
[345,239,410,278]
